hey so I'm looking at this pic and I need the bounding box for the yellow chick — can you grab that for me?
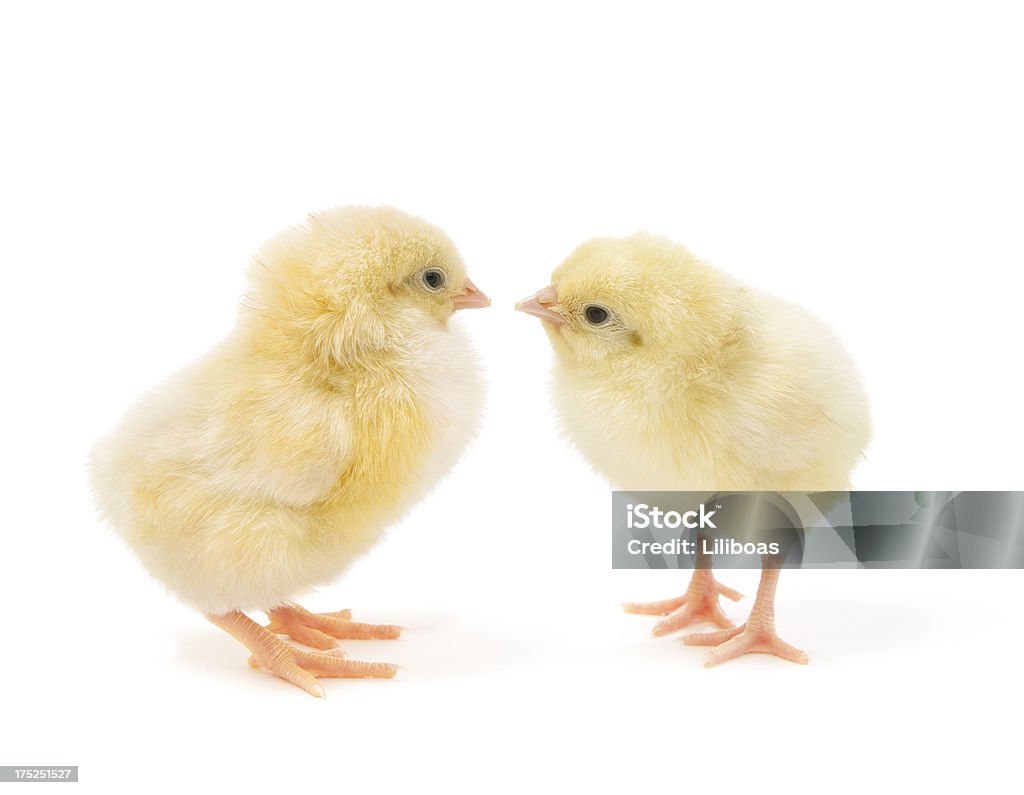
[91,206,490,696]
[517,233,870,666]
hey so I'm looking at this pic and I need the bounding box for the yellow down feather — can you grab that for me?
[542,233,870,491]
[90,206,483,614]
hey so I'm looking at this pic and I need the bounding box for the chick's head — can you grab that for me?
[517,233,743,369]
[244,206,489,365]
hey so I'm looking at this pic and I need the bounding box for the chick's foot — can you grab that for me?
[683,567,808,667]
[266,603,404,649]
[623,568,742,636]
[208,611,398,698]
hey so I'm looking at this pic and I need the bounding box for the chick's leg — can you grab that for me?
[624,535,742,635]
[266,603,404,649]
[208,611,398,698]
[683,563,808,667]
[623,567,742,635]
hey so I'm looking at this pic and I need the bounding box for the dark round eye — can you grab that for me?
[422,269,445,290]
[584,305,610,325]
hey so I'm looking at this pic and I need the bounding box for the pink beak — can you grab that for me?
[515,284,565,326]
[452,278,491,310]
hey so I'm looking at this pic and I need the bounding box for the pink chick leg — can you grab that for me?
[207,610,399,697]
[683,562,808,666]
[623,538,743,635]
[266,603,404,649]
[623,568,742,635]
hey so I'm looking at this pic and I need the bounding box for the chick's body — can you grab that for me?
[92,317,479,615]
[91,206,488,694]
[518,233,869,666]
[551,287,868,493]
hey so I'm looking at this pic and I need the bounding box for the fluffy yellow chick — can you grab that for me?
[517,233,870,666]
[91,206,489,695]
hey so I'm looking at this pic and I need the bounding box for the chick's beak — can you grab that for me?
[515,284,565,326]
[453,278,491,310]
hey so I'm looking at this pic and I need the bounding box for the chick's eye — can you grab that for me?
[422,269,446,290]
[584,305,610,325]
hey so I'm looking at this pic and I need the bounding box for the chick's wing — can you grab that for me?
[206,388,351,510]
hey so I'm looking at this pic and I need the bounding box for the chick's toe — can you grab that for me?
[624,568,742,635]
[266,603,404,650]
[209,610,398,698]
[682,567,808,667]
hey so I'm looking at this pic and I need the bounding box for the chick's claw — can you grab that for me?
[247,647,399,698]
[621,595,688,616]
[266,603,404,650]
[684,623,809,667]
[682,566,808,667]
[624,569,742,636]
[208,610,399,698]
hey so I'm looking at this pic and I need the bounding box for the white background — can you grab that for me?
[2,2,1022,793]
